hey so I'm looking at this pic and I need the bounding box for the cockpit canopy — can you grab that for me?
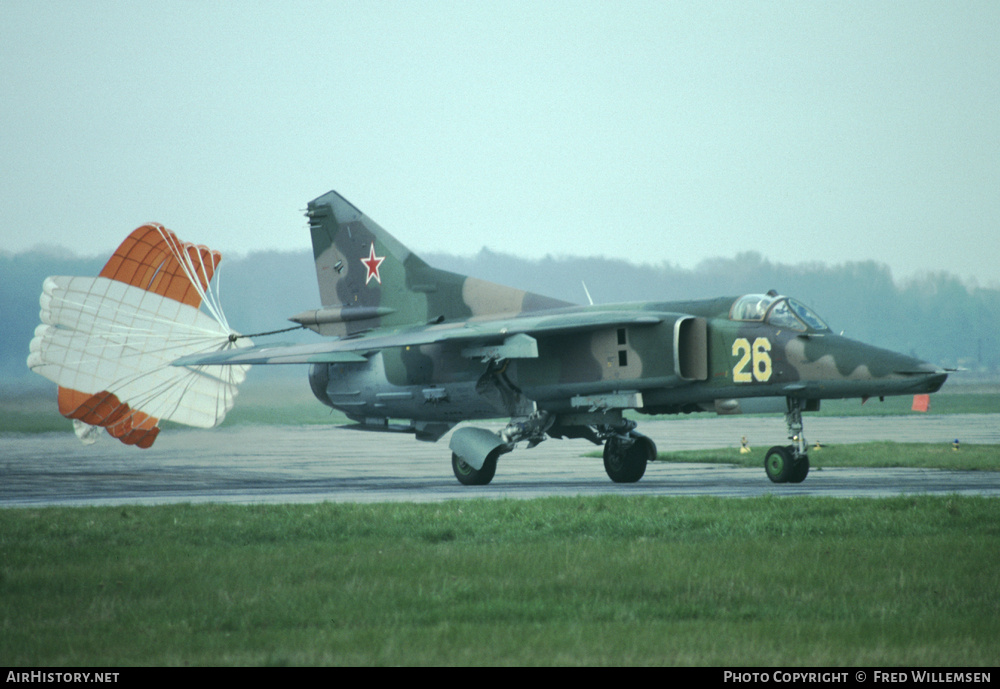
[730,292,830,333]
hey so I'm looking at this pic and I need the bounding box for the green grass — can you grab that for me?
[816,393,1000,416]
[654,442,1000,472]
[216,400,350,427]
[1,496,998,666]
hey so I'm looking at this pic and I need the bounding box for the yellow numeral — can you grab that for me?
[753,337,772,381]
[732,337,772,383]
[732,339,753,383]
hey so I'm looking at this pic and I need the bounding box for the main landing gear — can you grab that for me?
[449,411,552,486]
[764,398,810,484]
[599,421,657,483]
[451,449,500,486]
[449,414,658,486]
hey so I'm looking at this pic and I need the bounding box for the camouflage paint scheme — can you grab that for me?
[176,190,947,485]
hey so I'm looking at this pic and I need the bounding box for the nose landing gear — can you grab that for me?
[764,398,810,484]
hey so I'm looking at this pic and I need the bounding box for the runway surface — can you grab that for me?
[2,414,998,506]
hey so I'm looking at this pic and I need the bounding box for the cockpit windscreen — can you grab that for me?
[730,294,830,333]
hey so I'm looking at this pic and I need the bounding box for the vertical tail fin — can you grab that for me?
[294,190,571,337]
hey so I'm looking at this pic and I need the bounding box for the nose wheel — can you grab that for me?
[764,445,809,483]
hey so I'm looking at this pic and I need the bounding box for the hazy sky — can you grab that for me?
[3,1,998,286]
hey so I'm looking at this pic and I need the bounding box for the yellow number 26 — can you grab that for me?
[732,337,772,383]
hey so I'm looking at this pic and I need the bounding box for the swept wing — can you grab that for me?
[173,309,663,367]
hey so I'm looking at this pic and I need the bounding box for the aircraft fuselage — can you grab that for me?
[307,298,946,427]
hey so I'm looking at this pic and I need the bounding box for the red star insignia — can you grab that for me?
[361,243,385,285]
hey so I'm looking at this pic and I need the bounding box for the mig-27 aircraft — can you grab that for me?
[29,190,948,485]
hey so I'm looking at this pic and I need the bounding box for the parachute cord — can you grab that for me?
[228,324,307,343]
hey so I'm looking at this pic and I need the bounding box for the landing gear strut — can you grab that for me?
[764,398,810,484]
[448,411,552,486]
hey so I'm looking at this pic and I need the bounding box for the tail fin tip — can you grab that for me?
[308,190,364,225]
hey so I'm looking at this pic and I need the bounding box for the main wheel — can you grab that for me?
[788,455,810,483]
[603,433,655,483]
[451,449,499,486]
[764,445,795,483]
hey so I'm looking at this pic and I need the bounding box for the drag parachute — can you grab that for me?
[27,224,251,447]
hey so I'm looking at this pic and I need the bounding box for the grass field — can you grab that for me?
[1,496,998,666]
[3,382,997,666]
[815,392,999,416]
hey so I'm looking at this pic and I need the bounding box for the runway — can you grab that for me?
[2,415,998,507]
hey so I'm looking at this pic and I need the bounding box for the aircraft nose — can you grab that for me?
[894,359,949,393]
[919,370,949,393]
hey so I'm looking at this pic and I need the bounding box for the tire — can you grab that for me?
[451,450,498,486]
[764,445,794,483]
[603,433,655,483]
[788,455,810,483]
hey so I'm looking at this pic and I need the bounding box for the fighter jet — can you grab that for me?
[173,190,948,486]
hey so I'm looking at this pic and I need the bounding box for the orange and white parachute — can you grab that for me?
[27,224,251,447]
